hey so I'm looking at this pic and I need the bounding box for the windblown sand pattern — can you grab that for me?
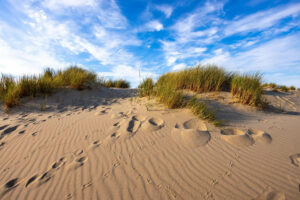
[0,88,300,199]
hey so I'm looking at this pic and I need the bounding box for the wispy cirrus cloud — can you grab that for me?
[225,3,300,36]
[202,33,300,85]
[1,0,300,87]
[155,4,173,18]
[42,0,97,10]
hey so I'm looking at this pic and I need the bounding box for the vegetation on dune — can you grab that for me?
[53,67,97,90]
[137,68,220,125]
[156,65,232,92]
[138,78,154,97]
[153,64,265,108]
[263,82,297,92]
[231,73,264,107]
[0,66,98,109]
[187,97,222,126]
[289,86,295,90]
[103,79,130,88]
[138,64,271,125]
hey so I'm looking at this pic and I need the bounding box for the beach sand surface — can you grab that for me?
[0,87,300,200]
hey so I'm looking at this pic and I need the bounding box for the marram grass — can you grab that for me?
[0,66,98,109]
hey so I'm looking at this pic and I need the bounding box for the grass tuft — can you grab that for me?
[0,66,99,109]
[103,79,130,88]
[231,73,264,107]
[289,86,295,90]
[138,78,154,97]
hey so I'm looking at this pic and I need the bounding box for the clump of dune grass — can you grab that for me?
[289,86,295,90]
[140,72,219,124]
[138,78,154,97]
[114,79,130,88]
[263,82,277,89]
[278,85,288,92]
[0,66,99,109]
[53,66,97,90]
[103,79,130,88]
[0,75,20,108]
[187,97,221,126]
[231,73,265,107]
[156,65,232,93]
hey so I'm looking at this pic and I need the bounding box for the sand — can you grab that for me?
[0,87,300,200]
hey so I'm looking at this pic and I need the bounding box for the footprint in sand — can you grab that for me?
[220,128,254,147]
[254,186,285,200]
[0,125,9,131]
[110,112,127,119]
[247,129,272,144]
[2,125,19,135]
[37,157,66,186]
[0,178,20,198]
[25,175,38,187]
[220,128,272,147]
[104,115,148,144]
[67,156,88,170]
[95,107,111,116]
[289,153,300,167]
[141,117,165,132]
[173,119,211,147]
[88,140,101,150]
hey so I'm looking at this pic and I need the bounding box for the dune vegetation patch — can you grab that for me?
[138,64,270,126]
[0,66,98,109]
[103,79,130,88]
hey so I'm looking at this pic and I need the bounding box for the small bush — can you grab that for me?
[289,86,295,90]
[138,78,154,97]
[269,83,277,88]
[279,85,288,92]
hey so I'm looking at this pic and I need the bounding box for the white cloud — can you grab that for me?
[225,3,300,36]
[97,0,128,29]
[155,5,173,18]
[42,0,97,10]
[0,0,142,78]
[172,63,186,71]
[160,1,224,66]
[0,38,66,76]
[167,57,177,66]
[145,20,164,32]
[202,34,300,86]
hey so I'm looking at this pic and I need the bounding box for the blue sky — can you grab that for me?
[1,0,300,87]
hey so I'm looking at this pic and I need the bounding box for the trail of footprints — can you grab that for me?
[4,107,300,198]
[0,150,88,198]
[220,128,272,147]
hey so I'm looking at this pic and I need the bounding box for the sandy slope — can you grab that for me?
[0,87,299,200]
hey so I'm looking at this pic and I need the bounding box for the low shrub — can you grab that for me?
[289,86,296,90]
[279,85,288,92]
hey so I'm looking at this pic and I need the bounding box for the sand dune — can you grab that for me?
[0,88,300,199]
